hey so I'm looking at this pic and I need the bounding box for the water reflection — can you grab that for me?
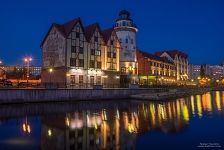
[0,91,224,150]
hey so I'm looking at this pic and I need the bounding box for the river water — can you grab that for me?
[0,91,223,150]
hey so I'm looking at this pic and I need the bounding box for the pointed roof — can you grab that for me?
[137,49,173,64]
[41,17,82,47]
[84,23,102,42]
[102,28,114,43]
[155,50,188,59]
[62,18,80,37]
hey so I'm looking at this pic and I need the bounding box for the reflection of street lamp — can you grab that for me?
[24,57,32,85]
[22,117,31,134]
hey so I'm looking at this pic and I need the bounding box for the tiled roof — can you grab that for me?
[137,49,173,64]
[62,18,80,37]
[102,28,114,43]
[155,50,188,58]
[84,23,101,42]
[41,17,117,46]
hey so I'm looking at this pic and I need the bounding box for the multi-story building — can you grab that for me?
[137,50,176,85]
[114,10,138,86]
[41,18,121,87]
[155,50,188,81]
[2,66,41,77]
[189,64,224,80]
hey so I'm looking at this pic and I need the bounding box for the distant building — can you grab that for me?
[155,50,188,81]
[137,50,176,85]
[2,66,41,77]
[188,64,224,80]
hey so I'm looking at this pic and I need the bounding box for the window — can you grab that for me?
[121,67,126,73]
[79,47,83,54]
[95,50,101,56]
[97,61,101,69]
[90,60,95,68]
[94,36,98,42]
[70,75,75,84]
[70,58,76,66]
[125,38,128,43]
[79,59,84,67]
[110,40,113,45]
[131,39,134,44]
[90,76,94,85]
[79,75,83,84]
[113,53,116,58]
[119,38,122,43]
[107,52,111,58]
[91,49,95,55]
[71,46,76,53]
[76,32,80,38]
[96,76,101,85]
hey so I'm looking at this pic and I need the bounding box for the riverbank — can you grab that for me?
[0,87,221,104]
[130,88,212,100]
[0,88,169,104]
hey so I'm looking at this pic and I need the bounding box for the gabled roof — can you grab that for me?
[41,17,83,47]
[155,50,188,59]
[102,28,114,43]
[137,49,173,64]
[84,23,102,42]
[62,18,81,37]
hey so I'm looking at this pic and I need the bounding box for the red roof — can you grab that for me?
[137,49,173,64]
[102,28,114,43]
[41,17,118,47]
[84,23,102,42]
[155,50,188,59]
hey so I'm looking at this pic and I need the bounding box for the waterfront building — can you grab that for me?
[41,18,121,87]
[155,50,189,81]
[137,50,176,85]
[114,10,138,86]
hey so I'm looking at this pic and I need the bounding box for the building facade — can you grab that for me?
[137,50,176,85]
[41,18,121,87]
[155,50,188,81]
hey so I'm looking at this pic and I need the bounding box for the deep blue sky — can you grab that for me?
[0,0,224,65]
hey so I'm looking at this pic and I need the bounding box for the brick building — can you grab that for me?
[137,50,176,85]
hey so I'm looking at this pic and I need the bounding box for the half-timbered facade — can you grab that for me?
[41,18,121,87]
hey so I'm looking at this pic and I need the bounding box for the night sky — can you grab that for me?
[0,0,224,66]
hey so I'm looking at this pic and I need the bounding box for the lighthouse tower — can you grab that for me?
[114,10,138,85]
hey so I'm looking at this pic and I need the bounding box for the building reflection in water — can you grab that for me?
[39,91,224,150]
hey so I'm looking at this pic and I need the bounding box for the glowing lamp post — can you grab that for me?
[24,57,32,86]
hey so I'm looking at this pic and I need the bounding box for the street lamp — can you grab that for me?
[24,57,32,86]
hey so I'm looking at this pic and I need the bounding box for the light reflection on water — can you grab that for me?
[0,91,223,150]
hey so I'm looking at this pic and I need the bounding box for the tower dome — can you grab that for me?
[114,10,138,32]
